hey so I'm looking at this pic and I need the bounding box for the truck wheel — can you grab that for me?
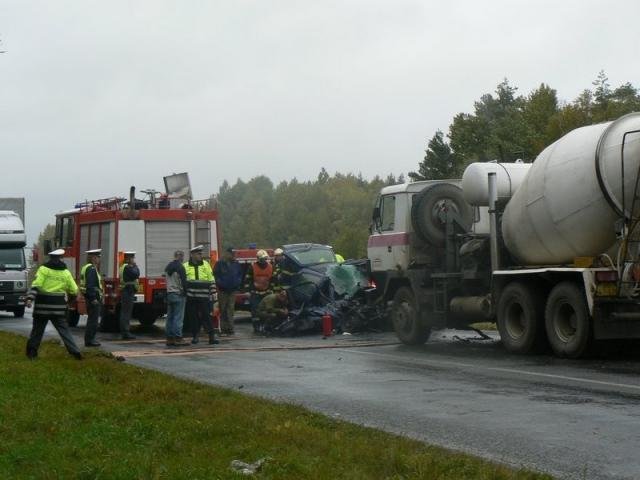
[67,310,80,327]
[545,282,592,359]
[497,282,546,354]
[100,306,120,333]
[138,311,158,327]
[13,306,25,318]
[391,286,431,345]
[411,183,473,246]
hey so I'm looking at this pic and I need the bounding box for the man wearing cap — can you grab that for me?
[183,245,218,345]
[25,249,82,360]
[244,249,274,333]
[119,251,140,340]
[213,247,243,335]
[80,249,103,347]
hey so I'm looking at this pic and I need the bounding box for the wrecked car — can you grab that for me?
[272,244,386,335]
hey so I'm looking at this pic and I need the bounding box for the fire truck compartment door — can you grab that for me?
[118,220,146,277]
[145,221,191,277]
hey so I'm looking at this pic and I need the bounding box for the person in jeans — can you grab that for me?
[165,250,187,346]
[213,247,244,335]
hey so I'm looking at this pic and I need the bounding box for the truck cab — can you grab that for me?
[368,180,490,343]
[0,211,29,318]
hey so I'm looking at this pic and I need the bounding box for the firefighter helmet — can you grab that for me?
[256,249,269,259]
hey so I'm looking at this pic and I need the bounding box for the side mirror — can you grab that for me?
[372,207,380,222]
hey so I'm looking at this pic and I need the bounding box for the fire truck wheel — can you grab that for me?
[13,306,25,318]
[67,310,80,327]
[138,310,158,326]
[99,306,120,332]
[497,282,547,354]
[391,286,431,345]
[545,282,592,359]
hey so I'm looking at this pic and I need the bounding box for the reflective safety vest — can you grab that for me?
[119,263,140,291]
[183,261,214,299]
[80,263,103,295]
[252,262,273,291]
[29,264,78,320]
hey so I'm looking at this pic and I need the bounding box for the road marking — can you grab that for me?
[342,348,640,392]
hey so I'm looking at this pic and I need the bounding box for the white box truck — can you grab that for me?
[0,198,28,317]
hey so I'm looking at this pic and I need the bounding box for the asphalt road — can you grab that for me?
[3,310,640,480]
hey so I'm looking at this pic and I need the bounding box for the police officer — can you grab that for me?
[119,251,139,340]
[25,249,82,360]
[80,248,103,347]
[184,245,218,345]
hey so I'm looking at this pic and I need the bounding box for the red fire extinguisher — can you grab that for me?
[322,314,333,337]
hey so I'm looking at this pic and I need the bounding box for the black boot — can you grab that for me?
[208,334,219,345]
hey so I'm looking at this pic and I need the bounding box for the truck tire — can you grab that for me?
[67,310,80,327]
[411,183,473,246]
[545,282,592,359]
[391,286,431,345]
[13,306,25,318]
[100,306,120,333]
[138,309,158,327]
[497,282,546,354]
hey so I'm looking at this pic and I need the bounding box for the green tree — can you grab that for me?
[409,130,461,180]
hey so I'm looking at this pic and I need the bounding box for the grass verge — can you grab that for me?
[0,331,551,479]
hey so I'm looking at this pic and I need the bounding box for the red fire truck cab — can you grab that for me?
[52,174,221,331]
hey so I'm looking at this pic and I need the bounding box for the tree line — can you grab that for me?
[409,71,640,180]
[216,170,403,259]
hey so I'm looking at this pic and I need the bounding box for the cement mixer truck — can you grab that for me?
[369,112,640,358]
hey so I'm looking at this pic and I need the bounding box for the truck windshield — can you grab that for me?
[0,248,26,269]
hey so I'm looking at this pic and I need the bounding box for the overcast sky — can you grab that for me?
[2,0,639,241]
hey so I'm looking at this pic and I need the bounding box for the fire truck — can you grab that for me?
[50,174,221,331]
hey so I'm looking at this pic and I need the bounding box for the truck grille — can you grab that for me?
[0,281,13,292]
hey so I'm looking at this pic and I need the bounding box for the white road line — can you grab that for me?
[343,348,640,392]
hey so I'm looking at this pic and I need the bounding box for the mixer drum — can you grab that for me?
[502,113,640,265]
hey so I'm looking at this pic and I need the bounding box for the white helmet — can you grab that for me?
[256,249,269,260]
[274,248,284,256]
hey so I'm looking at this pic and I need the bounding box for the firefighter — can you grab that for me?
[245,249,274,333]
[119,251,139,340]
[335,253,345,264]
[80,248,103,347]
[256,289,289,334]
[184,245,218,345]
[25,249,82,360]
[272,247,293,291]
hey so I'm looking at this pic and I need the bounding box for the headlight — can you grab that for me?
[15,281,25,289]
